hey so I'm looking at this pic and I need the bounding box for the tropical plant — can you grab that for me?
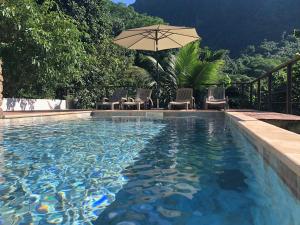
[136,54,177,105]
[171,42,225,90]
[136,42,226,106]
[0,0,87,98]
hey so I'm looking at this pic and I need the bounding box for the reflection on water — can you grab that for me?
[0,118,165,224]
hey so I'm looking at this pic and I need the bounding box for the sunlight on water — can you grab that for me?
[0,118,165,224]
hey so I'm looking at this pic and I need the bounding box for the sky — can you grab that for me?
[112,0,136,5]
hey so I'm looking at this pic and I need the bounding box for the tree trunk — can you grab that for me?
[0,60,3,118]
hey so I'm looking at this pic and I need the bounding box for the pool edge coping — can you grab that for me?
[0,111,92,126]
[226,111,300,200]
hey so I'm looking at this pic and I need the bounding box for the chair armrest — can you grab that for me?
[191,97,195,109]
[225,96,229,110]
[121,97,127,102]
[128,97,135,102]
[147,97,153,108]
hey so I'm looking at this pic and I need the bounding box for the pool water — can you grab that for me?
[0,117,299,225]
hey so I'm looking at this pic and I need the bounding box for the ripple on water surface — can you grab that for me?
[0,117,300,225]
[0,118,165,224]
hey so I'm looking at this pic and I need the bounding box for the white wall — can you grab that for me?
[2,98,66,111]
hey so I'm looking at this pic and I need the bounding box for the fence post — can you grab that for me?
[0,60,3,118]
[249,83,253,107]
[268,74,272,111]
[286,63,292,114]
[257,80,261,110]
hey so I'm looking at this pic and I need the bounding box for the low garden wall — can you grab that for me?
[2,98,67,111]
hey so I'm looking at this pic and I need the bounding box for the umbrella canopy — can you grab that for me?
[114,24,200,52]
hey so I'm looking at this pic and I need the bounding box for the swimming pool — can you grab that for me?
[0,116,299,224]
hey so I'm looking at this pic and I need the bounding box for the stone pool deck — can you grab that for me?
[240,111,300,121]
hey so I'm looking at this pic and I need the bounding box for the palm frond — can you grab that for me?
[138,55,165,76]
[193,60,225,89]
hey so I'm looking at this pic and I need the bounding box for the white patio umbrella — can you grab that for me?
[113,24,200,108]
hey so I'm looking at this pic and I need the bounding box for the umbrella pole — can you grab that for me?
[156,58,160,109]
[155,32,160,109]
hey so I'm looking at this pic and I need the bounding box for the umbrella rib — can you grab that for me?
[157,30,171,40]
[128,27,195,31]
[127,32,154,49]
[165,31,200,39]
[158,31,174,40]
[114,31,154,41]
[166,36,184,48]
[156,30,199,40]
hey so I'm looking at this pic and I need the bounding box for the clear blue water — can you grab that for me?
[0,116,299,225]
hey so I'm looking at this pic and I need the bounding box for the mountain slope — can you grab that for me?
[132,0,300,55]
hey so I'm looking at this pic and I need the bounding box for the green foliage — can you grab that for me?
[224,34,300,112]
[137,42,226,106]
[295,29,300,38]
[0,0,86,98]
[223,35,300,84]
[109,3,165,35]
[53,0,132,107]
[121,66,155,88]
[136,54,177,105]
[173,42,225,90]
[0,0,165,108]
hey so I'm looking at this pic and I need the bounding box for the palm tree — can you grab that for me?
[171,42,224,90]
[136,42,226,105]
[136,54,178,105]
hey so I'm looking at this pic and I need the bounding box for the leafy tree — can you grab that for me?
[0,0,86,98]
[109,3,165,36]
[51,0,165,107]
[121,66,155,88]
[0,0,165,108]
[225,34,300,112]
[52,0,130,107]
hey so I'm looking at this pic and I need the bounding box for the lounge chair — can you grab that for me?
[96,88,127,110]
[122,88,153,110]
[204,86,229,110]
[168,88,195,110]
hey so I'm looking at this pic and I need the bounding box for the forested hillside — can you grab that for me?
[132,0,300,55]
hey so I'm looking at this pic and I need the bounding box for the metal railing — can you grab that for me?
[247,55,300,114]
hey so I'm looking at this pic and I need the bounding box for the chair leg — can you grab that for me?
[186,103,188,110]
[204,103,208,110]
[137,103,140,111]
